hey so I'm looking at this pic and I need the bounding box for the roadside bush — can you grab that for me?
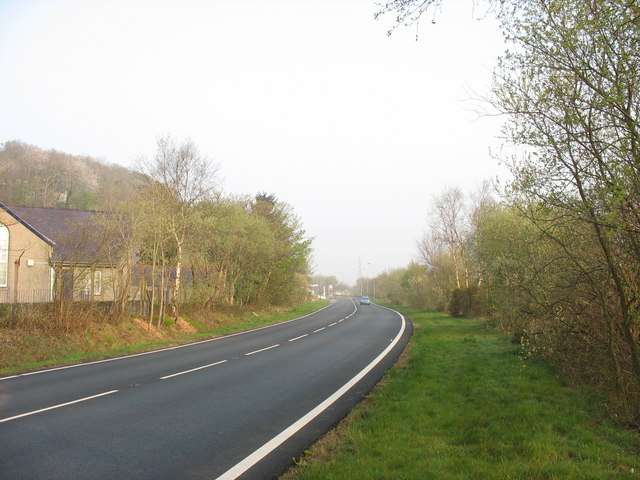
[448,286,481,318]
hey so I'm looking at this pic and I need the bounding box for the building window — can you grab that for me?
[82,273,91,298]
[93,270,102,296]
[0,225,8,287]
[83,270,102,297]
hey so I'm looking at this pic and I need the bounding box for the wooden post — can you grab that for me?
[11,251,25,317]
[12,251,24,306]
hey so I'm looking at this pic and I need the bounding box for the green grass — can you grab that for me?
[0,299,330,375]
[285,306,640,480]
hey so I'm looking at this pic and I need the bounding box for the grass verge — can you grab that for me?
[0,299,329,375]
[283,306,639,480]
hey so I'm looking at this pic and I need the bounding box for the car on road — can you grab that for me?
[360,296,371,305]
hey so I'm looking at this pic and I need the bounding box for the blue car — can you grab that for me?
[360,296,371,305]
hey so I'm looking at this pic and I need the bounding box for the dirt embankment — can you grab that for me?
[0,316,193,372]
[0,305,294,373]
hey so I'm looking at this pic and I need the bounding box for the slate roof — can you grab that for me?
[1,203,117,266]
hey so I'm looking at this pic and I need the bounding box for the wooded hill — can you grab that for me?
[0,140,142,209]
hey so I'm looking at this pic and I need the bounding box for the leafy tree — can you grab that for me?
[381,0,640,425]
[194,200,277,306]
[374,268,410,305]
[186,195,312,308]
[250,194,312,305]
[490,0,640,421]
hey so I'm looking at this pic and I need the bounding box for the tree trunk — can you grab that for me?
[172,237,183,318]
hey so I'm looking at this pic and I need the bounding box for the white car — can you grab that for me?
[360,296,371,305]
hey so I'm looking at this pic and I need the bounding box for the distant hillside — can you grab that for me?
[0,140,142,210]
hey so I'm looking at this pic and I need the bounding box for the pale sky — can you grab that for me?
[0,0,506,285]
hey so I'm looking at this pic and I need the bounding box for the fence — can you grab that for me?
[0,289,120,304]
[0,289,53,304]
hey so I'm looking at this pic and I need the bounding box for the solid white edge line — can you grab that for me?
[214,308,406,480]
[0,390,120,424]
[0,303,336,382]
[244,344,280,356]
[160,360,228,380]
[288,334,309,343]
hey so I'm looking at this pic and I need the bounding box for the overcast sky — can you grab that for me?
[0,0,506,285]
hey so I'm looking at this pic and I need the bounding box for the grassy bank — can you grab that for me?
[0,299,329,375]
[284,306,639,479]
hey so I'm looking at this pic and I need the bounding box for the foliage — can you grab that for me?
[185,195,312,308]
[491,0,640,425]
[0,137,313,330]
[375,0,640,425]
[373,264,435,308]
[448,286,481,317]
[376,186,492,314]
[137,134,221,318]
[372,268,403,304]
[0,140,141,209]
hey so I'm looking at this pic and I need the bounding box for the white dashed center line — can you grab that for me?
[0,390,120,424]
[160,360,228,380]
[288,334,308,342]
[245,344,280,356]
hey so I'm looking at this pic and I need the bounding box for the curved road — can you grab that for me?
[0,297,411,479]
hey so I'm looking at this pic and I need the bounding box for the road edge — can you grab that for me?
[215,304,413,480]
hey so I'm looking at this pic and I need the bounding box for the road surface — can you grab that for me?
[0,297,411,479]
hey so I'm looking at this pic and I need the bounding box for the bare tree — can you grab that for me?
[137,135,220,318]
[430,187,470,289]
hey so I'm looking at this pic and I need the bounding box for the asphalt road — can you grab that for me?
[0,297,411,479]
